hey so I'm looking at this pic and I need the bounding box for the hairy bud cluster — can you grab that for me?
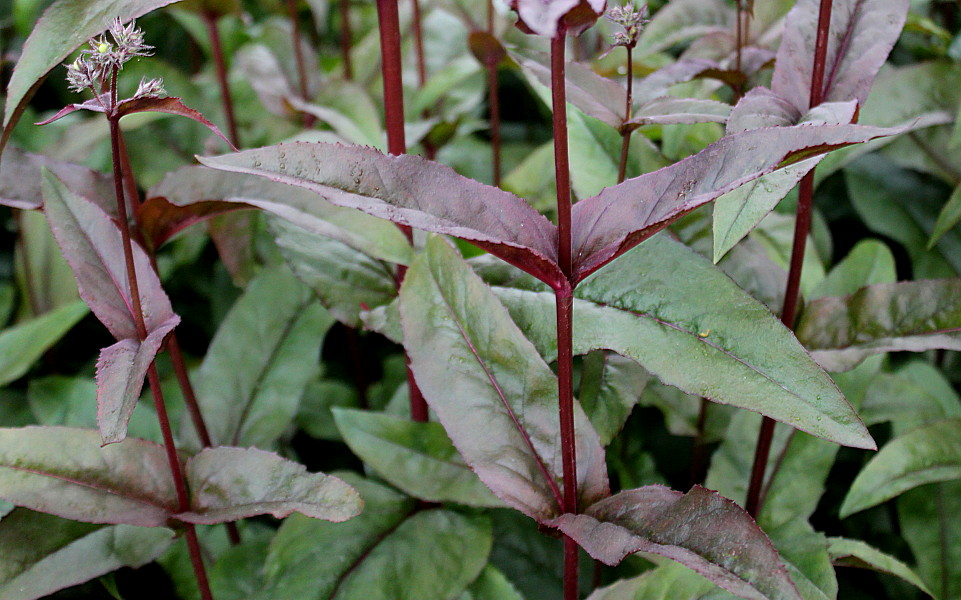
[606,3,649,49]
[63,18,162,99]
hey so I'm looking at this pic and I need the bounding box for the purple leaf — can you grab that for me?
[1,0,183,155]
[550,485,802,600]
[727,88,801,134]
[509,0,607,37]
[40,168,177,342]
[114,96,235,150]
[177,447,362,525]
[570,123,899,284]
[136,195,249,250]
[95,316,179,446]
[198,143,565,289]
[0,147,114,213]
[633,59,720,106]
[627,97,731,127]
[771,0,910,113]
[0,427,177,527]
[34,94,111,125]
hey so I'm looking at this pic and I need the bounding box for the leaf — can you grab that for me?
[150,165,413,266]
[1,0,184,153]
[332,408,503,507]
[796,279,961,372]
[635,0,731,56]
[137,196,246,250]
[627,98,731,127]
[95,315,179,445]
[809,239,896,300]
[457,566,524,600]
[570,123,899,283]
[268,216,398,328]
[577,352,648,447]
[188,264,333,449]
[176,446,361,525]
[898,481,961,600]
[840,419,961,517]
[256,475,491,600]
[13,209,81,317]
[0,426,177,526]
[826,537,935,598]
[860,360,961,429]
[771,0,909,112]
[550,485,801,600]
[197,143,564,289]
[0,147,114,212]
[0,509,173,600]
[40,168,176,342]
[0,300,88,387]
[574,234,873,449]
[764,520,836,600]
[586,562,719,600]
[399,236,608,522]
[510,0,605,37]
[929,182,961,249]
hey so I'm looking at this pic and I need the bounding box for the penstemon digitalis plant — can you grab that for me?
[2,0,961,599]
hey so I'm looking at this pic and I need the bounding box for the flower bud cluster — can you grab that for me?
[606,3,649,49]
[64,18,162,99]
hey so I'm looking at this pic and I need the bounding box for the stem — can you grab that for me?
[689,398,709,487]
[616,45,634,185]
[487,58,502,187]
[286,0,316,128]
[340,0,354,80]
[487,0,494,32]
[109,113,213,599]
[551,35,579,600]
[745,0,833,519]
[411,0,427,88]
[203,12,240,147]
[735,0,743,74]
[376,0,429,422]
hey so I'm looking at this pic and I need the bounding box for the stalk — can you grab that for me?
[551,35,579,600]
[376,0,430,423]
[108,100,213,598]
[745,0,833,518]
[411,0,427,88]
[286,0,316,128]
[203,12,240,147]
[486,53,502,187]
[616,45,634,184]
[340,0,354,80]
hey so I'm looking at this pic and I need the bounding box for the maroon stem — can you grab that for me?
[487,0,494,32]
[487,58,502,187]
[745,0,833,519]
[109,112,213,600]
[411,0,427,88]
[376,0,429,423]
[203,12,240,147]
[287,0,316,128]
[616,45,634,185]
[551,35,579,600]
[735,0,743,74]
[340,0,354,80]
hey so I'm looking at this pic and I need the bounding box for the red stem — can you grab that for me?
[551,35,579,600]
[203,12,240,147]
[411,0,427,88]
[745,0,833,519]
[109,112,213,599]
[340,0,354,80]
[616,45,634,185]
[487,58,502,187]
[287,0,316,128]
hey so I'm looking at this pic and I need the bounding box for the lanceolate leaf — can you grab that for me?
[332,408,503,507]
[255,475,491,600]
[399,236,608,522]
[510,0,606,37]
[0,427,177,526]
[898,482,961,600]
[771,0,909,113]
[150,166,413,266]
[0,509,173,600]
[840,419,961,518]
[197,143,563,289]
[550,485,801,600]
[40,168,177,342]
[95,316,179,445]
[0,300,88,387]
[570,124,898,283]
[0,147,114,212]
[189,265,333,449]
[177,447,361,525]
[136,196,246,250]
[796,279,961,372]
[585,562,719,600]
[826,537,935,598]
[1,0,184,154]
[574,234,873,449]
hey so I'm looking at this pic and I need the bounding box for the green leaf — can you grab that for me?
[0,508,173,600]
[841,419,961,517]
[332,408,503,507]
[826,537,935,598]
[256,475,491,600]
[574,234,872,449]
[13,208,80,316]
[0,300,87,387]
[929,182,961,248]
[0,427,177,526]
[552,485,802,600]
[586,562,720,600]
[860,360,961,430]
[810,239,896,300]
[898,481,961,600]
[457,565,525,600]
[796,279,961,372]
[189,264,333,449]
[2,0,184,153]
[399,236,608,522]
[577,352,648,447]
[296,378,360,441]
[177,446,361,525]
[764,520,836,600]
[268,216,398,328]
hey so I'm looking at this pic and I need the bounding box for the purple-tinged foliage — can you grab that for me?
[551,485,802,600]
[509,0,607,37]
[0,147,114,212]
